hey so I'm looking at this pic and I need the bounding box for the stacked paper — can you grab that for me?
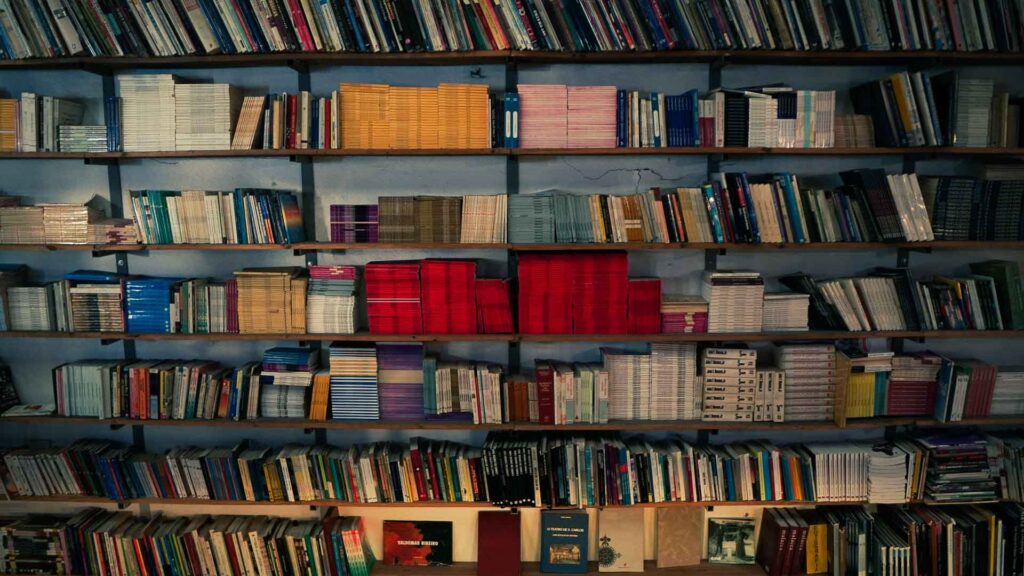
[306,265,357,334]
[0,207,45,243]
[365,262,422,334]
[234,268,306,334]
[507,193,555,244]
[888,352,942,416]
[388,86,439,149]
[260,347,319,418]
[867,443,911,504]
[627,278,661,334]
[991,368,1024,416]
[175,83,239,151]
[119,74,176,152]
[661,295,708,334]
[7,286,55,331]
[476,279,513,334]
[762,292,810,332]
[377,343,424,420]
[777,344,836,422]
[330,204,378,243]
[701,348,756,422]
[329,344,379,420]
[573,252,628,334]
[459,195,507,243]
[603,348,652,421]
[651,343,698,421]
[701,271,765,333]
[420,260,477,334]
[567,85,617,148]
[518,84,568,148]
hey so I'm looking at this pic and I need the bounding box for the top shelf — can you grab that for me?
[2,50,1024,71]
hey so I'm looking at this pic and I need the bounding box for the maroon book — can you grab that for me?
[477,511,521,576]
[536,364,555,425]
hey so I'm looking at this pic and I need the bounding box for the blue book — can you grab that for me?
[195,0,235,53]
[342,0,367,51]
[779,455,793,499]
[921,73,945,146]
[233,190,248,244]
[701,184,725,242]
[635,0,668,49]
[723,459,735,501]
[685,89,700,146]
[540,510,588,573]
[874,373,888,416]
[664,94,677,147]
[776,174,806,243]
[510,93,520,148]
[933,357,956,421]
[235,0,270,52]
[738,174,761,243]
[651,92,661,147]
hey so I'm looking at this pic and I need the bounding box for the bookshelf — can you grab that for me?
[5,40,1024,576]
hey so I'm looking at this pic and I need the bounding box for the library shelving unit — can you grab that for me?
[2,49,1024,574]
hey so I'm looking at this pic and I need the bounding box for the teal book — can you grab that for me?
[540,510,588,573]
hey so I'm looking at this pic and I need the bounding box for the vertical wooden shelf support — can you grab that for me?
[506,59,522,373]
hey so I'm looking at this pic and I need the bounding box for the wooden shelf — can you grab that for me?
[4,415,1020,431]
[373,562,765,576]
[1,329,1021,342]
[3,240,1024,253]
[0,146,1022,160]
[3,415,1020,431]
[2,50,1024,70]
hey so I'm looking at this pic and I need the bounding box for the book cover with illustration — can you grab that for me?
[540,509,589,573]
[382,520,453,566]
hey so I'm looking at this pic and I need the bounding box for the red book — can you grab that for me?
[287,94,298,149]
[628,278,662,334]
[536,364,555,425]
[477,511,521,576]
[421,259,477,334]
[285,0,317,50]
[476,278,514,334]
[410,441,428,501]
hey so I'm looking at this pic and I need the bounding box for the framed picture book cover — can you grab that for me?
[707,518,756,565]
[382,520,453,566]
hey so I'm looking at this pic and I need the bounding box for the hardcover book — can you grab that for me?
[477,511,521,576]
[655,508,702,568]
[382,520,453,566]
[540,510,589,573]
[707,518,756,565]
[597,508,643,572]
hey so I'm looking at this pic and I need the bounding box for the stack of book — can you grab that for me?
[128,189,305,245]
[660,295,708,334]
[888,353,942,416]
[377,343,424,421]
[418,196,464,242]
[777,344,836,422]
[700,348,756,422]
[459,195,507,243]
[0,199,104,244]
[0,515,65,574]
[754,367,785,422]
[58,125,107,152]
[475,279,514,334]
[438,83,491,149]
[329,204,378,243]
[66,271,126,332]
[421,260,477,334]
[365,262,422,334]
[388,86,439,149]
[833,114,876,147]
[87,218,137,245]
[0,98,16,151]
[174,84,240,151]
[867,444,914,504]
[651,343,699,421]
[234,268,307,334]
[604,348,652,421]
[118,75,176,152]
[171,279,235,334]
[567,86,617,148]
[245,92,337,149]
[306,265,357,334]
[619,90,699,148]
[124,277,179,333]
[259,347,318,418]
[338,84,389,149]
[6,286,55,331]
[328,344,379,420]
[853,71,996,148]
[702,271,765,333]
[991,369,1024,416]
[377,197,416,242]
[0,265,28,331]
[428,361,484,421]
[518,253,573,334]
[574,252,629,334]
[844,351,894,419]
[230,95,271,150]
[934,358,999,422]
[761,293,810,332]
[917,433,999,502]
[627,278,661,334]
[507,193,555,243]
[15,93,84,152]
[518,84,569,148]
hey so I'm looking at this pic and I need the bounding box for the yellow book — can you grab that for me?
[805,521,829,573]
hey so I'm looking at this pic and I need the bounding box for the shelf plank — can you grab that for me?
[1,329,1022,342]
[3,240,1024,253]
[0,147,1022,160]
[3,414,1020,431]
[374,561,766,576]
[3,50,1024,70]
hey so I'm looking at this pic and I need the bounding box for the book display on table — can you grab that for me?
[6,10,1024,576]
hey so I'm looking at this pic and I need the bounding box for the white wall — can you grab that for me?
[2,61,1023,562]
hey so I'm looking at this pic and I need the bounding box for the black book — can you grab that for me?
[840,169,905,241]
[779,272,844,330]
[850,81,901,147]
[722,91,749,147]
[929,72,960,147]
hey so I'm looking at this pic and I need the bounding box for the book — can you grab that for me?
[707,518,756,564]
[540,510,589,573]
[477,511,521,576]
[382,520,453,566]
[655,508,702,568]
[597,508,643,572]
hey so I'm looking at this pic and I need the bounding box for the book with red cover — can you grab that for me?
[476,278,514,333]
[572,252,628,334]
[477,511,521,576]
[383,520,452,566]
[365,261,423,334]
[420,259,477,334]
[628,278,662,334]
[518,253,573,334]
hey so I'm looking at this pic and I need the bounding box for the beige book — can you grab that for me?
[656,507,703,568]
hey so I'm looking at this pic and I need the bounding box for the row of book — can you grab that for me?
[0,509,375,576]
[6,503,1024,576]
[331,195,507,244]
[0,195,136,245]
[0,430,1012,507]
[3,0,1024,58]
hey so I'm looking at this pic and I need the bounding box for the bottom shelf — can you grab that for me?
[373,561,761,575]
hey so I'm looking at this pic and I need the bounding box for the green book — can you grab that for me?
[970,260,1024,329]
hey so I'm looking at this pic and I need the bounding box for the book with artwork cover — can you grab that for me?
[540,510,588,573]
[382,520,453,566]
